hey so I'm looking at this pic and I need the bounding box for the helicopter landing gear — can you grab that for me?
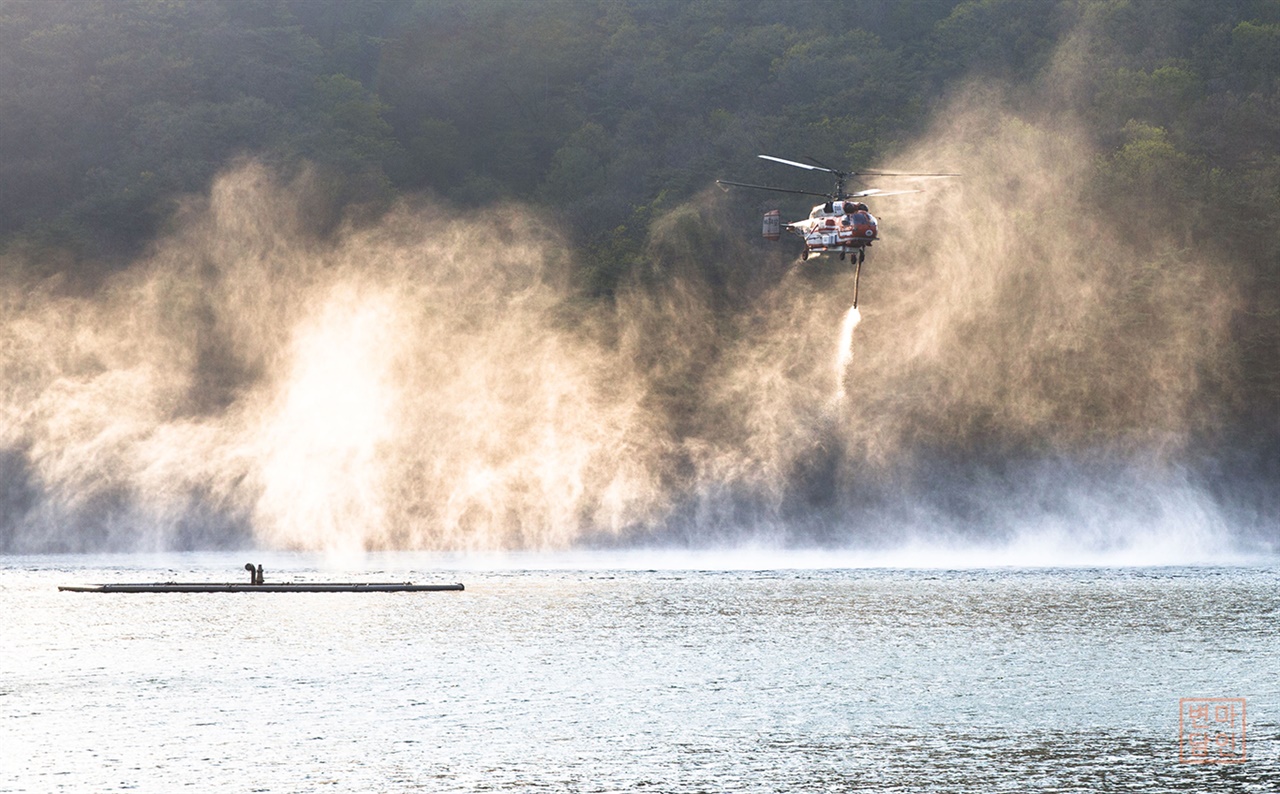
[801,249,810,262]
[839,251,846,261]
[858,248,865,265]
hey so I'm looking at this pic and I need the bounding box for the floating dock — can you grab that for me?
[59,582,465,593]
[59,563,465,593]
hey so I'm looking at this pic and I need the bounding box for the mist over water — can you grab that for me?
[0,94,1271,559]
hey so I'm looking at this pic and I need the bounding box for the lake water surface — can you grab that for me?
[3,553,1277,792]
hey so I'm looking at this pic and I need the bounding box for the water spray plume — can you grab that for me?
[0,77,1264,559]
[834,305,862,405]
[250,287,401,555]
[0,164,669,554]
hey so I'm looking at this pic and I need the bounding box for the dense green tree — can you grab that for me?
[0,0,393,254]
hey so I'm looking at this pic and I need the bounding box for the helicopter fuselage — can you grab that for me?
[782,200,878,260]
[725,153,954,303]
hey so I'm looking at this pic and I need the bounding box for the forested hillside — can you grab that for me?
[3,1,1276,275]
[0,0,1277,551]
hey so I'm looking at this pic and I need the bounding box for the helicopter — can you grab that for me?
[718,155,957,305]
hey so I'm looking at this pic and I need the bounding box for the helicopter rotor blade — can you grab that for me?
[716,179,831,199]
[802,155,844,174]
[757,154,840,175]
[852,172,961,178]
[761,155,959,180]
[849,188,922,198]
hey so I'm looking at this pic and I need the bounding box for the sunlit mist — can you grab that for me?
[252,287,401,554]
[0,86,1266,557]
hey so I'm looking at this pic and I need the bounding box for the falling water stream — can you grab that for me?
[834,304,862,404]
